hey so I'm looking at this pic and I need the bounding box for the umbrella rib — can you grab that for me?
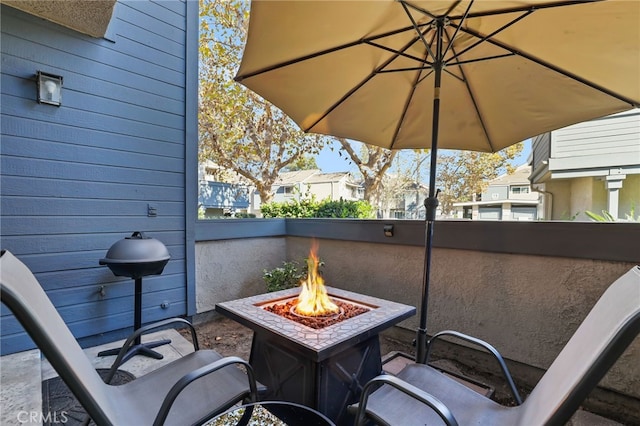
[440,67,463,83]
[403,1,604,72]
[441,0,474,59]
[400,0,497,150]
[389,34,433,149]
[417,69,435,85]
[446,0,601,20]
[390,54,429,150]
[365,40,433,67]
[235,39,363,81]
[443,31,497,151]
[378,66,432,74]
[303,34,427,133]
[402,0,462,20]
[364,24,436,68]
[449,53,515,68]
[373,27,438,73]
[446,9,533,64]
[235,23,432,82]
[463,26,640,107]
[399,0,437,61]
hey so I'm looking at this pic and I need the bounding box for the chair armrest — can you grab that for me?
[107,317,200,381]
[427,330,522,405]
[353,374,458,426]
[152,356,260,426]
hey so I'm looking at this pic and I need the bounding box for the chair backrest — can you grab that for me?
[0,250,116,424]
[517,265,640,425]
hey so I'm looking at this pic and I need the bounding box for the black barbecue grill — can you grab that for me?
[98,231,171,363]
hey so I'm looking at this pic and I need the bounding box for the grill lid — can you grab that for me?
[99,231,170,278]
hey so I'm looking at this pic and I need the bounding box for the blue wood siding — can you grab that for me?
[1,1,193,355]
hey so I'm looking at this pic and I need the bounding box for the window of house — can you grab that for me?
[511,186,530,194]
[463,207,472,220]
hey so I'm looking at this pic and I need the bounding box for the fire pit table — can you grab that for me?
[216,286,415,425]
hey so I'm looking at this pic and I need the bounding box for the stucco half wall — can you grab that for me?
[284,237,639,400]
[195,236,638,402]
[195,237,286,314]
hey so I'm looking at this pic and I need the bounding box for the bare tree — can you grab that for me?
[336,138,397,207]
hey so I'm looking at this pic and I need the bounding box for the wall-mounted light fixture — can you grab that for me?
[37,71,63,106]
[383,224,394,237]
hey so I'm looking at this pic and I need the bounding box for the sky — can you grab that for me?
[315,141,355,173]
[315,139,532,174]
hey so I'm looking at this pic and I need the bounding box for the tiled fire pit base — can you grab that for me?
[216,287,415,425]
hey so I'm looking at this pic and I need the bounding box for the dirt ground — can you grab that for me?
[184,315,416,363]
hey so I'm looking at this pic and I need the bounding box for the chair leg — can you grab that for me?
[236,405,255,426]
[98,338,171,366]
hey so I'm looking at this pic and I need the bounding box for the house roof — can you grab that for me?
[275,170,357,186]
[306,171,353,183]
[275,169,321,185]
[489,164,532,186]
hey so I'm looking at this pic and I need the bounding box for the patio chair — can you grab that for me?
[0,249,264,426]
[350,265,640,426]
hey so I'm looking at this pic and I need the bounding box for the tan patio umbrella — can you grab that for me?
[234,0,640,363]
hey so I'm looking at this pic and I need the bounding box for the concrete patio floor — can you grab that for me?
[0,329,193,426]
[0,322,624,426]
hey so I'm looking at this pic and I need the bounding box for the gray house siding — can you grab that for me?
[549,111,640,171]
[530,132,551,182]
[530,110,640,220]
[532,111,640,179]
[0,1,195,355]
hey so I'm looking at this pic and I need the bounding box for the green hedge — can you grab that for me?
[261,198,374,218]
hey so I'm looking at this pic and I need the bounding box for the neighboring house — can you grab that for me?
[530,110,640,221]
[452,165,541,221]
[1,1,198,354]
[386,182,429,220]
[198,181,251,218]
[270,169,363,204]
[199,160,247,185]
[198,161,251,217]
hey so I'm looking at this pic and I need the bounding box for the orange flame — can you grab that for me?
[295,240,339,316]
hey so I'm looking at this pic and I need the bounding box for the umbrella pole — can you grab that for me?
[416,19,444,365]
